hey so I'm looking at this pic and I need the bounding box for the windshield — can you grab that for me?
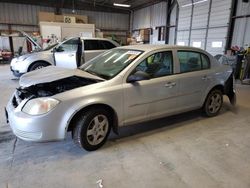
[80,49,143,80]
[43,43,58,51]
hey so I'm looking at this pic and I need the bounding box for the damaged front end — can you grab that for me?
[224,73,236,105]
[12,76,98,108]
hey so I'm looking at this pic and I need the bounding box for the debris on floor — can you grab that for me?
[96,179,103,188]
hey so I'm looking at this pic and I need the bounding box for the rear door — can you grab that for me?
[54,37,81,69]
[176,50,211,110]
[84,39,117,62]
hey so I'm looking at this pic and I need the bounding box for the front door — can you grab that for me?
[123,50,179,125]
[54,37,81,69]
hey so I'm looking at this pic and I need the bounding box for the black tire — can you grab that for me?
[73,108,111,151]
[203,89,223,117]
[29,62,49,71]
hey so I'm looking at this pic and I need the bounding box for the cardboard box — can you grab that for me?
[38,12,55,22]
[65,14,88,24]
[55,15,63,22]
[38,12,88,24]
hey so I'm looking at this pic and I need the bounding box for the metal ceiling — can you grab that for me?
[0,0,166,13]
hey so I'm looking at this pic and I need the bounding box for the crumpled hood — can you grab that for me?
[19,66,104,87]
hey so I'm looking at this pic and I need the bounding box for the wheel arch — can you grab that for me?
[202,84,224,107]
[66,103,119,136]
[28,60,51,72]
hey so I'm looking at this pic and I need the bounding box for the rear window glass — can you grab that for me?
[178,51,210,73]
[84,40,116,50]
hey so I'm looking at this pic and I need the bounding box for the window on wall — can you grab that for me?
[177,51,210,73]
[177,41,185,46]
[157,27,166,41]
[212,41,223,48]
[139,29,151,44]
[192,41,202,48]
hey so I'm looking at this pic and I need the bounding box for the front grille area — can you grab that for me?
[12,90,26,108]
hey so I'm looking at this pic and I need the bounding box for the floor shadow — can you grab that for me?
[3,104,234,165]
[108,109,204,142]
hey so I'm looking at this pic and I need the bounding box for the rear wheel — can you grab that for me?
[29,62,49,71]
[73,109,111,151]
[203,89,223,117]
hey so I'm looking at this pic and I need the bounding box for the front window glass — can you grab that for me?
[135,51,173,78]
[80,49,143,79]
[58,38,79,52]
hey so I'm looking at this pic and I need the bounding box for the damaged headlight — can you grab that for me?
[22,97,60,115]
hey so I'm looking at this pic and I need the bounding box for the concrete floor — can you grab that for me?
[0,64,250,188]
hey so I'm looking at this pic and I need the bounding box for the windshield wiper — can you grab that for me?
[84,70,108,80]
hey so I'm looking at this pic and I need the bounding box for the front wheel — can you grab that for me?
[29,62,49,71]
[73,109,111,151]
[203,89,223,117]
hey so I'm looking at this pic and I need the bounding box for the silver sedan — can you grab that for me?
[6,45,236,151]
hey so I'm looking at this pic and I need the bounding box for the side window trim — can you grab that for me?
[201,54,211,70]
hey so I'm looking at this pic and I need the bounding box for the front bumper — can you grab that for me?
[10,58,28,77]
[6,94,65,142]
[10,66,24,77]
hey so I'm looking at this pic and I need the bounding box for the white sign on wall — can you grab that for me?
[64,16,76,24]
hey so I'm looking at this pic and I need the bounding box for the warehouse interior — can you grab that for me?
[0,0,250,187]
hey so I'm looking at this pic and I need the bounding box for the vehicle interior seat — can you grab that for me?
[187,57,200,71]
[154,53,172,77]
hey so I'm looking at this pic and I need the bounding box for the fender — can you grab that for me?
[224,73,236,105]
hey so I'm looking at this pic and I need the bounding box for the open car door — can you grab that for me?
[53,37,82,69]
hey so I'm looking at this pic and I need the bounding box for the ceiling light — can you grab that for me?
[113,3,131,8]
[182,0,208,7]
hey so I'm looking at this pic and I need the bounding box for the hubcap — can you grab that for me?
[86,115,109,146]
[208,93,222,114]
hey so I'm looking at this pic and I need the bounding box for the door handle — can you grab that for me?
[68,54,75,57]
[165,82,176,88]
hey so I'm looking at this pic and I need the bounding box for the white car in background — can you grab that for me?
[10,33,119,77]
[6,45,236,151]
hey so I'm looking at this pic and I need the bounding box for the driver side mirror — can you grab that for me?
[127,71,150,83]
[53,46,64,53]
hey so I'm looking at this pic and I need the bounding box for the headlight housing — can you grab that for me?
[22,98,60,115]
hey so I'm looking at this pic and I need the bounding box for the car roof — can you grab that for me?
[116,44,208,54]
[80,37,112,41]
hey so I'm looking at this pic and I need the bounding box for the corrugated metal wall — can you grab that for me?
[232,0,250,47]
[177,0,232,55]
[61,8,129,30]
[132,1,178,45]
[133,2,167,29]
[0,2,129,32]
[0,3,54,32]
